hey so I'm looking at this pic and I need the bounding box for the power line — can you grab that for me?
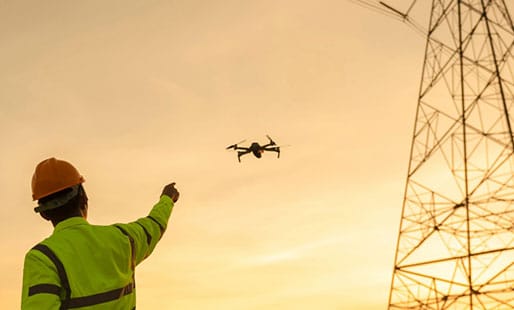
[348,0,427,39]
[347,0,404,21]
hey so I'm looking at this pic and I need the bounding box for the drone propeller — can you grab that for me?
[266,134,276,145]
[226,139,246,150]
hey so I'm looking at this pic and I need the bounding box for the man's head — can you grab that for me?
[32,158,88,225]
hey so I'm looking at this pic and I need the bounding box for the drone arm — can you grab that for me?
[263,146,279,151]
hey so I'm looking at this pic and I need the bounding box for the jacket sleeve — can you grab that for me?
[21,249,62,310]
[114,195,174,266]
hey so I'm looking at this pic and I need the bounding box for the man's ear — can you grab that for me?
[79,192,88,218]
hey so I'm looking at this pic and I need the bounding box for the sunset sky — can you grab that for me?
[3,1,512,309]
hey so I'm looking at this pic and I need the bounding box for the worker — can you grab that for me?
[21,157,180,309]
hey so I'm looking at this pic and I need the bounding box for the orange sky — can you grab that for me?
[3,1,512,309]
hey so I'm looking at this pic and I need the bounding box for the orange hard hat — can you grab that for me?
[31,158,85,201]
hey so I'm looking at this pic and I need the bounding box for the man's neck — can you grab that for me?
[51,214,85,227]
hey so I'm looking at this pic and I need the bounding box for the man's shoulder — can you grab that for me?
[23,240,54,267]
[27,223,124,253]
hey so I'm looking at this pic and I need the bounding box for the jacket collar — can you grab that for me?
[54,217,89,233]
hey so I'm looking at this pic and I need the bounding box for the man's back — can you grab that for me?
[23,158,179,309]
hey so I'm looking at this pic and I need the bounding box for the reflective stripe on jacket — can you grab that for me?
[21,195,174,309]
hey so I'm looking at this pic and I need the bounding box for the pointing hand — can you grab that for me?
[161,182,179,203]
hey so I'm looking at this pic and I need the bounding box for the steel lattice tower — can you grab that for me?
[388,0,514,309]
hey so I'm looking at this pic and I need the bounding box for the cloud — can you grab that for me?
[243,235,346,266]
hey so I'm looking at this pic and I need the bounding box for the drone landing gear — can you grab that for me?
[237,151,250,162]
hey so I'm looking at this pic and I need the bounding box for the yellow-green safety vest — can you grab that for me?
[21,195,174,309]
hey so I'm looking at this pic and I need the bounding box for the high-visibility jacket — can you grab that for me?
[21,195,174,309]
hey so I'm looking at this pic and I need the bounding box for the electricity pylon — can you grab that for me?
[388,1,514,309]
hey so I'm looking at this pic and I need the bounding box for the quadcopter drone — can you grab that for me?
[226,135,281,162]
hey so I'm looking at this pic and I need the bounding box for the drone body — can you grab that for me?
[226,135,281,162]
